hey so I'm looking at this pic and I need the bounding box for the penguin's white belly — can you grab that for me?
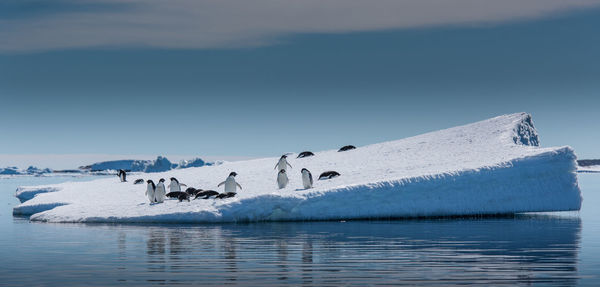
[277,159,288,171]
[146,186,155,203]
[155,184,166,203]
[224,178,237,193]
[169,182,180,192]
[277,173,289,189]
[302,173,312,189]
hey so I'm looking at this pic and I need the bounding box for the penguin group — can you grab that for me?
[141,173,243,204]
[275,155,292,189]
[272,145,347,190]
[128,144,353,204]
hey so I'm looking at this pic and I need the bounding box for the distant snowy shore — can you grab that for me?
[13,113,582,223]
[0,156,212,177]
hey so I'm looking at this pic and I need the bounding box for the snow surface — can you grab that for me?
[13,113,582,223]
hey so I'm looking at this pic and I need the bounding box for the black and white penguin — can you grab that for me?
[216,192,236,199]
[169,177,181,193]
[166,191,188,199]
[185,187,203,196]
[301,168,313,189]
[145,180,156,203]
[338,145,356,152]
[195,190,220,200]
[178,193,190,202]
[274,155,293,171]
[277,169,289,189]
[133,179,144,185]
[318,171,341,180]
[218,172,242,193]
[155,178,166,203]
[118,169,127,182]
[297,151,315,158]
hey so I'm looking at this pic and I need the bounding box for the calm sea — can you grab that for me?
[1,174,599,286]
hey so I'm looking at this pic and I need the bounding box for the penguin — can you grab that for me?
[297,151,315,158]
[218,172,242,193]
[338,145,356,152]
[133,179,144,185]
[118,169,127,182]
[145,180,156,203]
[274,155,293,172]
[154,178,166,203]
[178,193,190,202]
[301,168,313,189]
[166,191,188,199]
[318,171,341,180]
[216,192,236,199]
[169,177,181,193]
[185,187,203,196]
[194,190,219,200]
[277,169,289,189]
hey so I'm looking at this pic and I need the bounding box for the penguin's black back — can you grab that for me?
[178,193,190,202]
[166,191,187,198]
[297,151,315,158]
[216,192,236,199]
[195,190,219,199]
[338,145,356,152]
[318,171,341,180]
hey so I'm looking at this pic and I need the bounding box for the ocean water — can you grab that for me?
[1,174,599,286]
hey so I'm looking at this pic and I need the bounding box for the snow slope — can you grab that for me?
[13,113,581,223]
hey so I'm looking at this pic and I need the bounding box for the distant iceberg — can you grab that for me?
[577,159,600,173]
[13,113,582,223]
[0,167,21,175]
[80,159,153,172]
[0,166,52,176]
[25,166,52,174]
[79,156,210,173]
[178,158,209,169]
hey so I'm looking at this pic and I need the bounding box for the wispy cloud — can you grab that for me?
[2,0,599,53]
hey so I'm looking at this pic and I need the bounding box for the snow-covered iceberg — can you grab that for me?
[79,156,211,173]
[577,159,600,173]
[13,113,582,223]
[0,166,53,176]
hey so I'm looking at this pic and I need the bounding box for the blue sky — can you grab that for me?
[1,0,599,168]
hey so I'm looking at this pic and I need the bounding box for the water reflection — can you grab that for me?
[110,215,584,286]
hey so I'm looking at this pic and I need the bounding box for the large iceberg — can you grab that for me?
[13,113,582,223]
[80,159,154,172]
[79,156,210,173]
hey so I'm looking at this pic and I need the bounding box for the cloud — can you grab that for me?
[1,0,599,53]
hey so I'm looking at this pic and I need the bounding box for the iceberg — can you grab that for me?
[178,158,210,169]
[577,159,600,173]
[0,167,20,175]
[13,113,582,223]
[79,156,209,173]
[0,166,53,176]
[80,159,153,172]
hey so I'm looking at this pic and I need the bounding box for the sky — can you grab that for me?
[1,0,599,169]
